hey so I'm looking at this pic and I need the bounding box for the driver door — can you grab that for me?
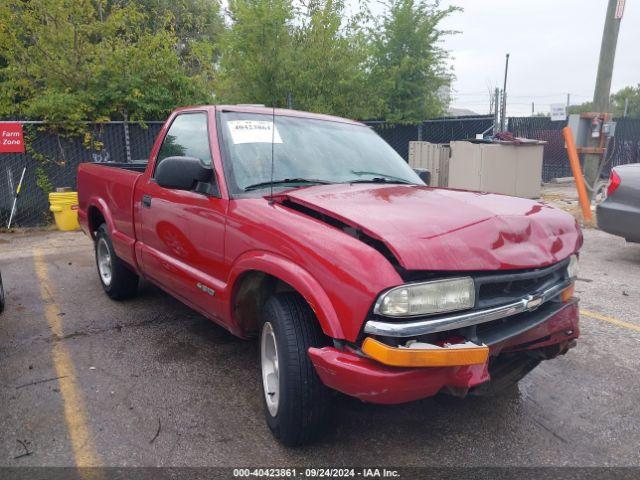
[137,112,228,322]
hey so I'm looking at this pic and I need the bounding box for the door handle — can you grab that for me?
[141,195,152,208]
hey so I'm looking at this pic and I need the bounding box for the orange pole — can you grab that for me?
[562,126,593,222]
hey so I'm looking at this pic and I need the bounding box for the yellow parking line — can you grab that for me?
[580,309,640,333]
[33,249,100,467]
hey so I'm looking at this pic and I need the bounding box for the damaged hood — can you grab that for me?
[280,184,582,271]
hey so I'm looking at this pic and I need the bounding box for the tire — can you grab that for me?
[94,224,139,300]
[592,179,608,206]
[259,292,331,446]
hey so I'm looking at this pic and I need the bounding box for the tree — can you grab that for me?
[0,0,217,122]
[216,0,295,106]
[288,0,377,119]
[611,84,640,117]
[0,0,463,123]
[217,0,376,118]
[568,84,640,117]
[369,0,459,123]
[567,102,594,115]
[108,0,225,74]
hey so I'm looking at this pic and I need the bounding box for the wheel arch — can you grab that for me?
[86,199,115,240]
[227,251,344,340]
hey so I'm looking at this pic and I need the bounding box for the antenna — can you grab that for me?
[268,17,277,204]
[269,100,275,203]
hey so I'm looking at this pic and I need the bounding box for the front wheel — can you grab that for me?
[94,224,139,300]
[259,293,331,446]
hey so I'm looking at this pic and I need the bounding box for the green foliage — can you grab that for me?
[109,0,225,74]
[35,166,54,195]
[288,0,377,119]
[217,0,295,107]
[217,0,456,120]
[0,0,219,122]
[0,0,458,124]
[568,85,640,118]
[369,0,460,123]
[611,85,640,118]
[567,102,593,115]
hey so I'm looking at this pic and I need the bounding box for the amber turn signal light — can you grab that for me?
[361,337,489,368]
[561,283,575,302]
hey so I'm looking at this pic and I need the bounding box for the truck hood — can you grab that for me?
[280,184,582,271]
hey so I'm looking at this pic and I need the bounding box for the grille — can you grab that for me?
[473,259,570,310]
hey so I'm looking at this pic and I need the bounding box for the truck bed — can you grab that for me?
[77,162,144,269]
[94,160,148,173]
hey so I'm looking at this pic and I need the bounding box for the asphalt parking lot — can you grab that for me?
[1,226,639,468]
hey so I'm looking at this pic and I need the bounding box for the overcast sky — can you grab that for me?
[437,0,640,115]
[355,0,639,116]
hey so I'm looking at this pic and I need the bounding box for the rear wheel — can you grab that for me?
[95,224,139,300]
[259,293,331,446]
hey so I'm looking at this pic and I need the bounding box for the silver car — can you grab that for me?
[597,164,640,243]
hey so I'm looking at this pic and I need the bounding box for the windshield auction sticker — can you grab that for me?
[227,120,283,145]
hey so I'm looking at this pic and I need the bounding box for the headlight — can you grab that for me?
[567,254,579,279]
[374,277,475,317]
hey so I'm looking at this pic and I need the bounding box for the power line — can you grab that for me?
[453,92,591,99]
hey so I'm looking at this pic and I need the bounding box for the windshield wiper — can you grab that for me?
[348,170,414,184]
[244,178,333,192]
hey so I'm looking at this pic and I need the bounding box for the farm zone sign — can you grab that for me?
[0,123,25,153]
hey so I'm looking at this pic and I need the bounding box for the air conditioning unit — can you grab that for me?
[408,142,450,187]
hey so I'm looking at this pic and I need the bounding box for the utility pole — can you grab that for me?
[566,93,571,109]
[500,54,510,131]
[531,102,534,116]
[493,88,500,135]
[582,0,624,197]
[623,98,629,117]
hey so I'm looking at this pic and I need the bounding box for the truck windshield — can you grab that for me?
[219,112,422,195]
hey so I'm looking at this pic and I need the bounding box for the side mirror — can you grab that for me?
[413,168,431,186]
[155,156,213,192]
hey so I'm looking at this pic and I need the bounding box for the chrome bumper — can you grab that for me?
[363,279,573,338]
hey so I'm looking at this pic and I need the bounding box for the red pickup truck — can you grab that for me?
[78,105,582,446]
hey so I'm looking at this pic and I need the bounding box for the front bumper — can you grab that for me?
[308,300,579,404]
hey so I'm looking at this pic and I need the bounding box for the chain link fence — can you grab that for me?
[0,121,163,228]
[2,115,639,227]
[508,117,568,181]
[509,116,640,181]
[365,116,494,161]
[605,118,640,170]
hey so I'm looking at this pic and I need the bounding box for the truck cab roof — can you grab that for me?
[174,104,365,127]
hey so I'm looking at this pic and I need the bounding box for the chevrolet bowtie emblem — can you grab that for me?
[526,296,543,311]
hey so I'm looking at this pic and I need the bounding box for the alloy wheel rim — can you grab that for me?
[97,238,113,286]
[260,321,280,416]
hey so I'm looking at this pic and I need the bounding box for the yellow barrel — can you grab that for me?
[49,191,80,231]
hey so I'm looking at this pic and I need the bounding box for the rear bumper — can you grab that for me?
[308,301,579,404]
[597,200,640,242]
